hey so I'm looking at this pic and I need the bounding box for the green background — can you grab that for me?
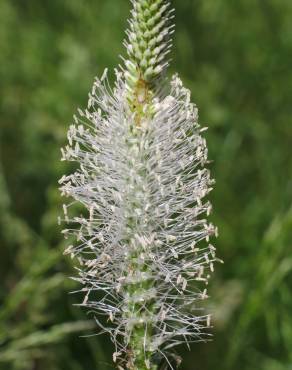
[0,0,291,369]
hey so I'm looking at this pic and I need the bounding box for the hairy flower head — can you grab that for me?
[59,1,219,369]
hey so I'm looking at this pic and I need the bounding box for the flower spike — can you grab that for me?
[60,1,219,369]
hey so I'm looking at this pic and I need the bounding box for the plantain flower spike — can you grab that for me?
[59,0,219,369]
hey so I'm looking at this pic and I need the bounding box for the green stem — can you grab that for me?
[123,125,157,369]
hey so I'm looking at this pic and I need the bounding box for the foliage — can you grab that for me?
[0,0,291,369]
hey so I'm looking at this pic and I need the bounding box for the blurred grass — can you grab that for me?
[0,0,291,369]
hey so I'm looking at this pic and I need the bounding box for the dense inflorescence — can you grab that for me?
[59,1,219,369]
[124,0,174,90]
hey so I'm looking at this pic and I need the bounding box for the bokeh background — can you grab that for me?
[1,0,291,369]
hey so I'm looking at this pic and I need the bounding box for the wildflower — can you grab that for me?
[59,1,219,369]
